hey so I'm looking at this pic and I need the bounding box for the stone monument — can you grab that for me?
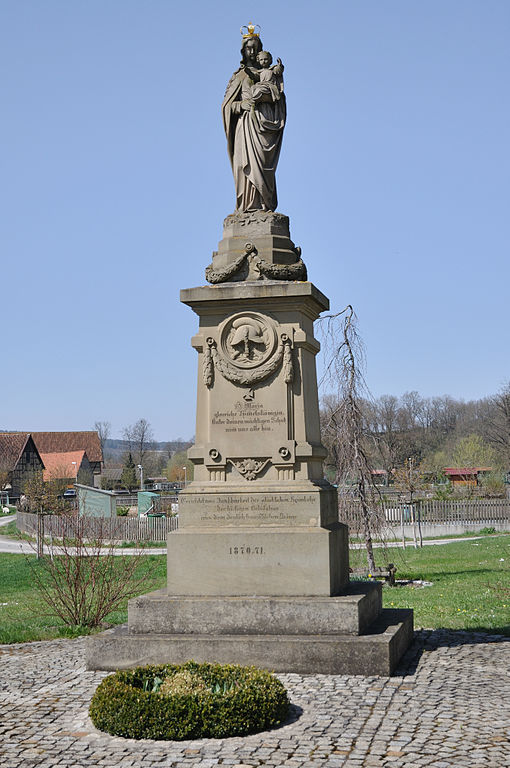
[88,24,412,675]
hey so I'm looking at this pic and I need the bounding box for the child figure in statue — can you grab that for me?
[252,50,284,105]
[242,51,284,114]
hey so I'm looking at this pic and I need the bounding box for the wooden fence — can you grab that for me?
[385,498,510,525]
[16,511,178,543]
[339,497,510,533]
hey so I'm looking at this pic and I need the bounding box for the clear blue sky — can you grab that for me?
[2,1,509,440]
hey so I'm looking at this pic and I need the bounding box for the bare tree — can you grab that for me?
[393,458,425,548]
[371,395,401,480]
[94,421,111,458]
[123,419,154,467]
[318,306,386,572]
[484,381,510,466]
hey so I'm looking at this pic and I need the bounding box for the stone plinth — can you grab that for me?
[167,524,348,597]
[172,280,349,600]
[177,484,339,529]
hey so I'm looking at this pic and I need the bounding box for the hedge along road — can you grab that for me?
[0,513,500,556]
[0,514,166,556]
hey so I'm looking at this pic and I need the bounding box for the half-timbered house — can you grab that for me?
[0,433,45,499]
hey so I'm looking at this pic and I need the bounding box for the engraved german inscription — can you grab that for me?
[212,400,285,434]
[177,490,325,529]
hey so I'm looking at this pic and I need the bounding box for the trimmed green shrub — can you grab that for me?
[89,660,290,740]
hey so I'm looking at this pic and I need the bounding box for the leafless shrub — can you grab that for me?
[28,513,157,628]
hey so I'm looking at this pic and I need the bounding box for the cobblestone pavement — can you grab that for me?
[1,630,509,767]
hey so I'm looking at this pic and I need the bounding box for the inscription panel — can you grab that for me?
[178,490,336,529]
[207,368,290,459]
[212,401,286,435]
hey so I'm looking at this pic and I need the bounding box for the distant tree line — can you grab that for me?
[321,382,510,483]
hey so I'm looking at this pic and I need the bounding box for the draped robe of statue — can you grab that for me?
[222,67,286,212]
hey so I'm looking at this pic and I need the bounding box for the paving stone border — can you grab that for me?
[1,629,509,767]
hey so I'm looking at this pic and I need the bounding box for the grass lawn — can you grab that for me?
[0,552,167,644]
[375,534,510,635]
[1,534,509,644]
[1,519,32,540]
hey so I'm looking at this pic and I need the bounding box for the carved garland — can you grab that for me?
[204,334,293,388]
[204,243,307,284]
[203,344,214,387]
[283,338,293,384]
[205,251,247,284]
[205,243,255,284]
[255,249,307,282]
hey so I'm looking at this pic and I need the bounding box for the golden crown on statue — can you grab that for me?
[240,22,261,39]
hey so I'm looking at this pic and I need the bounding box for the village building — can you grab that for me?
[39,449,94,487]
[443,466,493,488]
[30,432,103,479]
[0,433,45,500]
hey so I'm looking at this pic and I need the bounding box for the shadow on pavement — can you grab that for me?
[395,627,510,677]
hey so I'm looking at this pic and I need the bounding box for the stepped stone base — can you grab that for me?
[86,608,413,676]
[128,582,382,636]
[87,584,413,676]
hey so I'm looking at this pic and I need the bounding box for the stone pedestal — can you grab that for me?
[87,213,413,676]
[173,278,350,600]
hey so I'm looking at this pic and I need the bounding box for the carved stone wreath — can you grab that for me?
[228,458,270,481]
[204,333,293,388]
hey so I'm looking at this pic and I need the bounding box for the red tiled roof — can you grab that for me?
[39,450,87,481]
[443,467,493,476]
[30,432,102,463]
[0,433,31,471]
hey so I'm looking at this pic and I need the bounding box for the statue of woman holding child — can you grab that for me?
[222,25,286,213]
